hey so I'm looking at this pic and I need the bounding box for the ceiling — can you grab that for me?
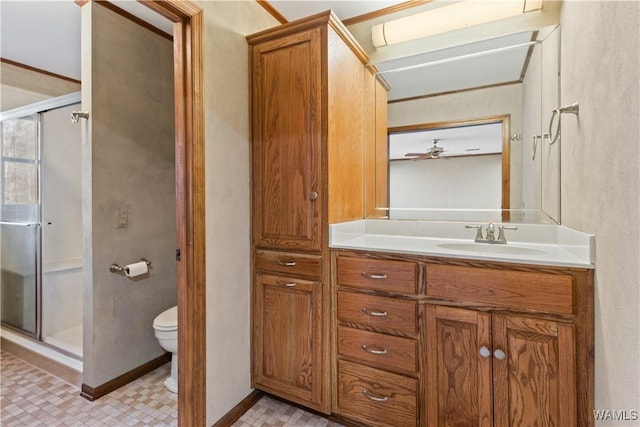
[1,1,542,102]
[389,122,503,160]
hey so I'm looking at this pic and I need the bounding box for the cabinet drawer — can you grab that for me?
[338,360,417,427]
[255,249,321,278]
[338,326,418,373]
[426,264,574,315]
[337,291,417,334]
[337,256,417,294]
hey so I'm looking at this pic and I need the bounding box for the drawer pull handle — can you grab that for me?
[361,308,388,317]
[361,272,388,279]
[276,280,296,287]
[362,389,389,402]
[361,344,388,355]
[276,260,296,267]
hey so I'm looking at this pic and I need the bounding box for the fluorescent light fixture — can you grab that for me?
[372,0,544,48]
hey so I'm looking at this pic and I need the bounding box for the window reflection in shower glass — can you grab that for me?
[3,161,37,205]
[1,116,39,222]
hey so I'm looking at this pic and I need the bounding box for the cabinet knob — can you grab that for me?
[479,346,491,358]
[309,191,318,201]
[494,349,506,360]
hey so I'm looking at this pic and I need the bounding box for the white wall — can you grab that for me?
[559,2,640,423]
[195,2,278,424]
[390,155,502,210]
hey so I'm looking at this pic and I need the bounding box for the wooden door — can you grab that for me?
[253,274,323,409]
[251,28,323,251]
[492,315,576,427]
[426,305,493,427]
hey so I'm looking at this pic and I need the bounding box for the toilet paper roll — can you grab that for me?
[125,261,149,277]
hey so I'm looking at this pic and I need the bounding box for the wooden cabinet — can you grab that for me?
[364,70,389,217]
[338,360,418,427]
[248,11,383,413]
[334,254,421,426]
[253,274,323,407]
[249,25,323,252]
[332,250,594,427]
[424,262,580,426]
[492,313,576,427]
[425,305,576,427]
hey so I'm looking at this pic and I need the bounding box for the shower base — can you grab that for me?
[44,324,83,358]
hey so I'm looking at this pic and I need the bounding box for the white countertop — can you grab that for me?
[329,220,594,269]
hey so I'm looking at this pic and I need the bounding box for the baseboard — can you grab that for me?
[80,352,171,401]
[212,390,264,427]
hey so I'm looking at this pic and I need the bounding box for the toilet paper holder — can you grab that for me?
[110,259,151,275]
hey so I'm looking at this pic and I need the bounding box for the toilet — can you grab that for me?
[153,305,178,393]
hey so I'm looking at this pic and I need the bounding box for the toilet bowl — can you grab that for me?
[153,305,178,393]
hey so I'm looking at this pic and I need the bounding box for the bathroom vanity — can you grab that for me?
[330,220,594,427]
[247,8,593,427]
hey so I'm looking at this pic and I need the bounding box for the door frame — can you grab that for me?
[139,2,205,425]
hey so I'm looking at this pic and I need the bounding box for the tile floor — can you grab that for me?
[1,350,344,427]
[1,351,177,426]
[232,396,344,427]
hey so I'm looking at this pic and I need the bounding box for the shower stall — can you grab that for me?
[1,92,83,359]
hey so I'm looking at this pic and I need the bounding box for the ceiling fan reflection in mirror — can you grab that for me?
[405,139,448,160]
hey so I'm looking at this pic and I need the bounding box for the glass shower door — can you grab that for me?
[0,222,39,335]
[0,114,40,337]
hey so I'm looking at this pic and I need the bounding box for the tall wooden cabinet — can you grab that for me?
[247,11,382,413]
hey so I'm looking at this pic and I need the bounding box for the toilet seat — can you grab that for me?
[153,306,177,331]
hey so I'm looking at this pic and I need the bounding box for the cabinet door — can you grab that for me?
[251,28,322,251]
[253,274,323,410]
[425,305,493,427]
[492,315,576,427]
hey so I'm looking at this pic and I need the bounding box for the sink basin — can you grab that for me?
[437,242,547,255]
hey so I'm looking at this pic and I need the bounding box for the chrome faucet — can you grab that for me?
[465,221,518,244]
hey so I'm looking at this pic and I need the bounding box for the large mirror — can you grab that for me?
[363,23,561,223]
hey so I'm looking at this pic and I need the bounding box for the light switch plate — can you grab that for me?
[116,208,128,229]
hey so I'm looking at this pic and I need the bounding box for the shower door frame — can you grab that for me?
[0,92,82,344]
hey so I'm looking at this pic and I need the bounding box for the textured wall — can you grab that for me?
[81,2,176,387]
[559,2,640,423]
[195,2,278,424]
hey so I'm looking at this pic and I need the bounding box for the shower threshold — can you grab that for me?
[0,326,83,372]
[43,324,83,359]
